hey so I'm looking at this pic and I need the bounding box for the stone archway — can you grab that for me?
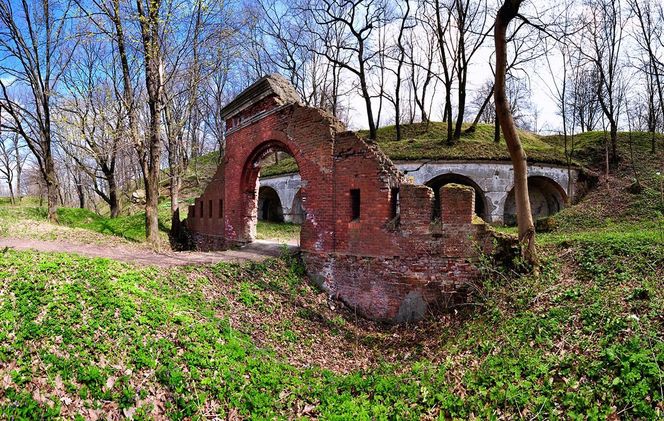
[290,189,305,224]
[503,176,567,225]
[425,173,489,220]
[257,186,284,222]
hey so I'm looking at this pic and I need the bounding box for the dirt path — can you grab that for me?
[0,237,298,267]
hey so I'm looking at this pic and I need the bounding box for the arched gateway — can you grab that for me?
[186,75,514,323]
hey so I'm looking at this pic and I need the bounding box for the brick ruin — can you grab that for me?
[186,74,515,323]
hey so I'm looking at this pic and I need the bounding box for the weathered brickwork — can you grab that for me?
[186,75,515,323]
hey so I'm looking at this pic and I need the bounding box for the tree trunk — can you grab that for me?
[454,73,467,139]
[494,0,536,266]
[394,1,408,142]
[7,180,14,205]
[77,183,85,209]
[609,121,618,166]
[360,72,377,140]
[14,146,22,203]
[137,0,163,247]
[445,98,453,144]
[108,175,120,218]
[170,177,180,215]
[44,151,59,223]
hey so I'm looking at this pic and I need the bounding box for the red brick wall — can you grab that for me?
[186,95,515,323]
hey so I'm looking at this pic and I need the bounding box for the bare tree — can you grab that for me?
[628,0,664,154]
[582,0,627,166]
[60,37,125,217]
[404,10,437,126]
[451,0,491,140]
[421,0,456,143]
[135,0,166,246]
[382,0,413,141]
[541,21,577,201]
[302,0,388,140]
[0,0,75,222]
[0,132,23,203]
[567,65,601,132]
[75,0,154,227]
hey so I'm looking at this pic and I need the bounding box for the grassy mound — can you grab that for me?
[362,122,568,164]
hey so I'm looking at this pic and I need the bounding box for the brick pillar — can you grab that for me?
[440,184,475,224]
[400,184,433,233]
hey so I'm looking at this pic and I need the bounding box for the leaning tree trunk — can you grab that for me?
[494,0,537,266]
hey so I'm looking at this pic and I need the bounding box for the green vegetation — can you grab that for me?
[0,126,661,418]
[362,122,569,165]
[261,159,299,177]
[0,200,299,245]
[55,208,171,242]
[0,230,661,418]
[255,221,300,242]
[0,203,173,244]
[549,131,663,234]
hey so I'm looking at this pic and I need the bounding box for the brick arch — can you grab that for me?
[235,140,297,242]
[222,110,337,253]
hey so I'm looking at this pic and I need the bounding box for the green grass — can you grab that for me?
[0,200,302,245]
[0,204,173,243]
[261,158,299,177]
[0,231,661,418]
[362,122,569,165]
[255,221,300,241]
[56,208,170,242]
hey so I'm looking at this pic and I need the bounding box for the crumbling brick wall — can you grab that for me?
[186,74,515,323]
